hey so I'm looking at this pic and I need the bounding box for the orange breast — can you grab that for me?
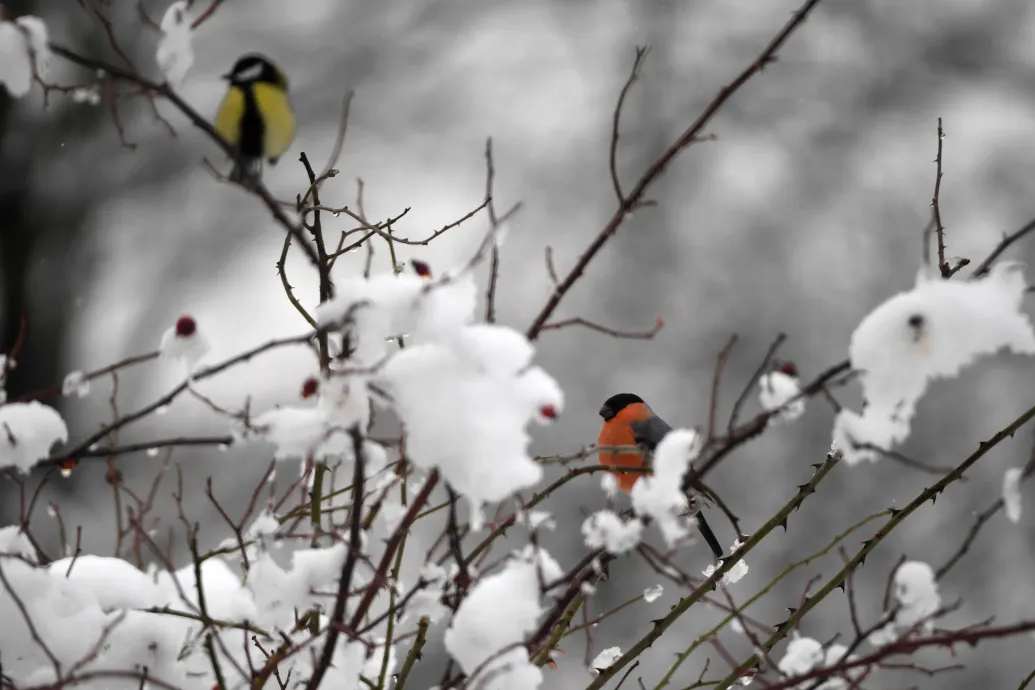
[597,420,646,493]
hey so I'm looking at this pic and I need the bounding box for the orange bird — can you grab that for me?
[597,393,724,560]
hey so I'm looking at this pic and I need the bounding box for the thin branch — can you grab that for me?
[726,333,786,433]
[610,47,650,203]
[305,426,367,690]
[707,335,738,441]
[538,316,663,340]
[484,138,501,323]
[972,216,1035,277]
[525,0,825,340]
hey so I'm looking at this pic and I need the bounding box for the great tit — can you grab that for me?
[597,393,725,560]
[214,54,296,184]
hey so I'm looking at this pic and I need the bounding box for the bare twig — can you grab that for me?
[525,0,825,340]
[610,47,650,203]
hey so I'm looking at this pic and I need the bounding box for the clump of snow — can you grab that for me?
[49,555,165,610]
[159,315,211,371]
[250,401,386,475]
[0,526,36,560]
[777,636,859,689]
[1004,467,1024,524]
[61,370,91,398]
[248,542,349,627]
[600,472,619,497]
[703,539,749,586]
[758,370,804,423]
[0,401,67,472]
[318,268,562,530]
[406,562,450,623]
[778,635,824,676]
[643,584,663,603]
[870,560,942,645]
[245,509,280,539]
[516,544,563,582]
[590,646,622,673]
[155,1,193,85]
[582,510,642,554]
[443,558,544,689]
[834,264,1035,465]
[523,510,555,531]
[315,272,424,365]
[380,323,560,531]
[630,429,700,546]
[0,15,49,98]
[154,556,257,624]
[891,560,940,632]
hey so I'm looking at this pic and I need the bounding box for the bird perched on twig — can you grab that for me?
[214,54,296,185]
[597,393,724,560]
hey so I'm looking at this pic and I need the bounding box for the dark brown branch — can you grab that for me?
[972,216,1035,277]
[609,46,650,203]
[484,138,501,323]
[538,316,663,340]
[707,335,738,441]
[48,43,322,270]
[726,333,786,434]
[348,470,440,628]
[525,0,825,340]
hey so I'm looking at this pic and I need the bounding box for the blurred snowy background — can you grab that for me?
[3,0,1035,687]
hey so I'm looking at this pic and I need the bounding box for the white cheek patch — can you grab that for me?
[235,63,264,82]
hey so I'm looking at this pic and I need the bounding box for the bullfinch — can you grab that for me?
[597,393,724,560]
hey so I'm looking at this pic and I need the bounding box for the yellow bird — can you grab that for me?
[214,54,296,184]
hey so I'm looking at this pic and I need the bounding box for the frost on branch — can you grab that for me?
[155,1,193,85]
[444,557,547,689]
[61,370,91,398]
[703,538,749,586]
[0,401,68,472]
[1003,467,1023,524]
[833,263,1035,465]
[582,510,642,554]
[631,429,700,546]
[0,14,50,98]
[590,646,622,674]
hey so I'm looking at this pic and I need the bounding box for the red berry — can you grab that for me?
[175,315,197,337]
[411,259,432,279]
[778,361,798,377]
[539,404,557,420]
[59,458,78,477]
[301,376,319,399]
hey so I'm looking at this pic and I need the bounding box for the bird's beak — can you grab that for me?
[221,72,232,80]
[598,404,614,421]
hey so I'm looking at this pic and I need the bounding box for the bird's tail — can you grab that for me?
[229,156,262,186]
[694,512,725,562]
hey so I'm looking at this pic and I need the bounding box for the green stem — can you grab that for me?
[395,617,430,690]
[377,477,409,688]
[655,510,885,688]
[583,453,841,690]
[710,400,1035,690]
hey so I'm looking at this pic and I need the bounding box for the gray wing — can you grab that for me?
[628,408,673,451]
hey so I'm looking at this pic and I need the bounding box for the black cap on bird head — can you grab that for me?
[222,54,288,88]
[598,393,645,421]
